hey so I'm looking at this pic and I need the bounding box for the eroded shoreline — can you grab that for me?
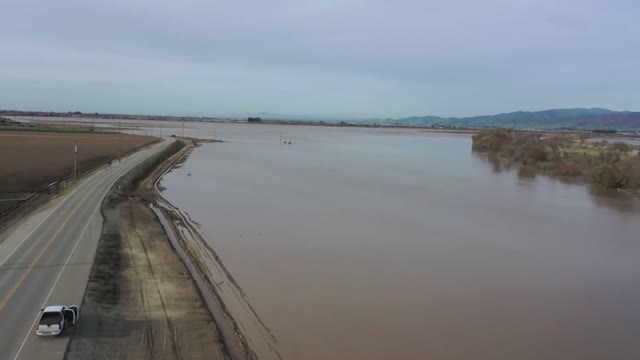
[149,140,282,360]
[65,139,229,359]
[65,137,279,360]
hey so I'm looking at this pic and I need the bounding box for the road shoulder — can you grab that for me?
[65,140,227,360]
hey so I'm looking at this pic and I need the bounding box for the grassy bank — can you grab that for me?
[472,129,640,191]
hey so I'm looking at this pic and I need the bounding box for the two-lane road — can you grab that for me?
[0,139,172,360]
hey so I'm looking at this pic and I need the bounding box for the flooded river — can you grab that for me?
[159,124,640,360]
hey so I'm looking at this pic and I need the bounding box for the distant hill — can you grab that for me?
[4,108,640,131]
[388,108,640,130]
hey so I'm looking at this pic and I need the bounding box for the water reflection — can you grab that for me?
[160,128,640,360]
[472,149,640,213]
[588,185,640,213]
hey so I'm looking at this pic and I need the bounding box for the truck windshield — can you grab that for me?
[39,312,62,326]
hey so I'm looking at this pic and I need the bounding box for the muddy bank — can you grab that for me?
[158,129,640,359]
[65,139,228,360]
[150,142,282,360]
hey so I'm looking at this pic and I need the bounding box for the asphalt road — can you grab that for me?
[0,139,171,360]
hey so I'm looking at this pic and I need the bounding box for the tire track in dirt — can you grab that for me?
[66,140,227,360]
[130,206,180,360]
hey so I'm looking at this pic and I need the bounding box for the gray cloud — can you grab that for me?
[1,0,638,118]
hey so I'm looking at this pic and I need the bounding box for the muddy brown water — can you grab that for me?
[51,120,636,359]
[156,124,640,360]
[24,119,640,359]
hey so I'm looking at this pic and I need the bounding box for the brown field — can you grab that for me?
[0,131,155,193]
[0,131,155,216]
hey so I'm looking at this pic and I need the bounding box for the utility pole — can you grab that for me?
[118,121,123,159]
[73,144,78,181]
[181,120,185,137]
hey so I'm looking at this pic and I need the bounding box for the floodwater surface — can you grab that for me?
[160,124,640,360]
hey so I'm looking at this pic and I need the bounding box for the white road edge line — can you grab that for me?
[0,169,103,269]
[11,141,165,360]
[11,196,102,360]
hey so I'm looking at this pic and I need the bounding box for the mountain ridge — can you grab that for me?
[388,108,640,130]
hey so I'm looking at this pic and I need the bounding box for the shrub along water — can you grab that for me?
[472,129,640,191]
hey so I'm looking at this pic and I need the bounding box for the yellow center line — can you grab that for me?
[0,180,101,312]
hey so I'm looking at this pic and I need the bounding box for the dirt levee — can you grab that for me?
[65,139,227,360]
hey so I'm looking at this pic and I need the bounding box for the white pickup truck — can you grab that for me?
[35,305,79,336]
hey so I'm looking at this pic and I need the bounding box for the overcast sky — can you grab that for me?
[1,0,638,118]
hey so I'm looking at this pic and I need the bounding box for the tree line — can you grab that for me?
[472,129,640,190]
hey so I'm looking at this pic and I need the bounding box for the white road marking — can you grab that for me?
[10,142,167,360]
[0,170,103,269]
[11,193,103,360]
